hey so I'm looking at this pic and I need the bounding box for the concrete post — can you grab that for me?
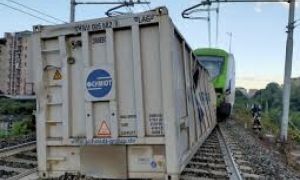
[280,0,295,142]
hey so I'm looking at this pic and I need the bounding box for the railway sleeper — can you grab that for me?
[204,140,220,143]
[0,169,19,178]
[0,159,36,169]
[192,156,225,164]
[238,165,254,174]
[0,165,25,173]
[236,159,252,166]
[233,154,245,159]
[200,145,221,149]
[188,161,227,169]
[182,167,229,179]
[242,172,266,180]
[5,156,37,165]
[186,162,227,171]
[202,142,220,145]
[180,175,216,180]
[195,152,224,157]
[198,148,222,153]
[14,153,37,161]
[194,154,224,159]
[232,151,243,156]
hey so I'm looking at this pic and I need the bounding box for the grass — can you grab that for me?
[233,106,300,144]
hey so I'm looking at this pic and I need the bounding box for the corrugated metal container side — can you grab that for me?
[33,7,217,179]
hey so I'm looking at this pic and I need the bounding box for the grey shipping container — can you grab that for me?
[33,7,217,179]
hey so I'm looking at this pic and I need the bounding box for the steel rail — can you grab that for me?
[217,126,243,180]
[0,141,36,158]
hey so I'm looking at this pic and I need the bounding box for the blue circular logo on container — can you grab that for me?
[150,161,157,168]
[86,69,112,98]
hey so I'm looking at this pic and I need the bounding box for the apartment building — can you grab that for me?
[0,38,8,95]
[0,31,34,96]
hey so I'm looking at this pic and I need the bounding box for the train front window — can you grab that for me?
[197,56,224,79]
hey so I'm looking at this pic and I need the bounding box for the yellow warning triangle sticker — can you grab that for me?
[97,121,111,137]
[53,70,62,80]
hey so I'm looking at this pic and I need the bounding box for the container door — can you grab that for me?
[80,30,128,178]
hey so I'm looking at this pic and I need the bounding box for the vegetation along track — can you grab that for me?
[181,125,266,180]
[0,141,37,180]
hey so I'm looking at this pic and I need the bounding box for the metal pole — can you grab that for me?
[280,0,295,142]
[216,3,220,47]
[227,32,232,53]
[70,0,76,22]
[207,5,211,47]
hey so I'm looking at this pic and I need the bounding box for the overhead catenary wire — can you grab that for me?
[71,0,150,21]
[0,2,57,24]
[182,2,220,48]
[118,0,133,13]
[140,1,149,11]
[294,18,300,27]
[143,0,151,10]
[6,0,67,23]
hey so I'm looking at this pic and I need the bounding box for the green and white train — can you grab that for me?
[194,48,236,119]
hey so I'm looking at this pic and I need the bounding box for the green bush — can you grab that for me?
[289,129,300,143]
[0,130,8,138]
[0,99,35,115]
[232,105,252,126]
[261,112,279,135]
[10,121,30,136]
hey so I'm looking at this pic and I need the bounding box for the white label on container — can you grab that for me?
[87,137,136,145]
[149,114,164,135]
[119,114,136,137]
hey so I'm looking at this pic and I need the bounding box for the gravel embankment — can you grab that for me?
[220,120,300,180]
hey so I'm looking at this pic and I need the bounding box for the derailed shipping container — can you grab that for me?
[33,7,217,179]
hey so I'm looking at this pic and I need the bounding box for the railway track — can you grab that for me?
[0,141,37,180]
[181,124,266,180]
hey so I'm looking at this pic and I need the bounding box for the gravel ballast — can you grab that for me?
[220,119,300,179]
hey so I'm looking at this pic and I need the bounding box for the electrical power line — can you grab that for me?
[146,1,151,9]
[294,18,300,25]
[118,0,132,13]
[6,0,67,23]
[0,2,57,24]
[139,1,148,11]
[141,0,151,10]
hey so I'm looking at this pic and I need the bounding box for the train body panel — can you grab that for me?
[194,48,235,118]
[32,7,216,179]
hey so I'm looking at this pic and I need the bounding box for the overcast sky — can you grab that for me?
[0,0,299,90]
